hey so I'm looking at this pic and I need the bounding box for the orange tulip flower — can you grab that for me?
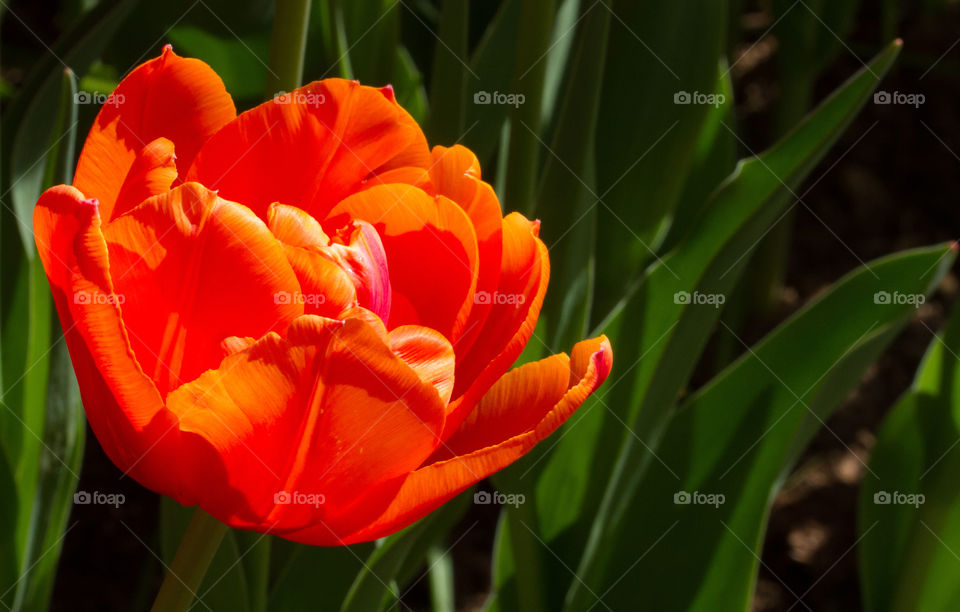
[34,46,612,545]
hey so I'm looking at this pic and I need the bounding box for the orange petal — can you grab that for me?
[295,335,612,545]
[101,183,303,395]
[169,315,447,532]
[328,184,479,341]
[111,137,178,217]
[74,46,235,221]
[33,185,182,500]
[266,204,357,317]
[429,145,503,359]
[389,325,456,405]
[186,79,430,221]
[445,212,549,434]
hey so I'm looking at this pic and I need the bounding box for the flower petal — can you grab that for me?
[266,204,358,318]
[186,79,429,221]
[101,183,303,395]
[304,335,612,545]
[389,325,456,405]
[444,212,549,435]
[33,185,182,500]
[74,46,235,220]
[328,184,479,341]
[429,145,503,360]
[168,315,447,532]
[111,137,178,218]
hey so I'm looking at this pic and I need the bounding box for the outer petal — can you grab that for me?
[328,184,479,342]
[101,183,303,395]
[291,335,612,545]
[445,212,549,434]
[429,145,503,360]
[33,185,182,500]
[74,46,235,220]
[186,79,430,221]
[166,315,447,533]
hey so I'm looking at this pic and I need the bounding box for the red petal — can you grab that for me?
[429,145,503,360]
[33,185,182,500]
[101,183,302,395]
[313,335,612,545]
[266,204,358,317]
[445,212,549,434]
[328,184,479,341]
[186,79,430,221]
[168,315,447,532]
[74,46,235,221]
[111,137,178,217]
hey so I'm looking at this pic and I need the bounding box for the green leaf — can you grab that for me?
[426,0,469,144]
[461,0,521,165]
[12,332,85,612]
[563,40,903,610]
[597,243,954,611]
[859,297,960,612]
[533,2,610,358]
[2,0,137,252]
[267,540,374,612]
[591,0,728,321]
[340,492,469,612]
[168,26,269,101]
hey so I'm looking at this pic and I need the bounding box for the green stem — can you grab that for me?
[150,509,228,612]
[265,0,313,97]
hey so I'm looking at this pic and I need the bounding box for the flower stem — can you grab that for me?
[265,0,313,97]
[150,508,228,612]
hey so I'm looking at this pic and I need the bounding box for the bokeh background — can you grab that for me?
[2,0,960,610]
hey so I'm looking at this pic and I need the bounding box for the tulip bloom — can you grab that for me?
[34,46,612,545]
